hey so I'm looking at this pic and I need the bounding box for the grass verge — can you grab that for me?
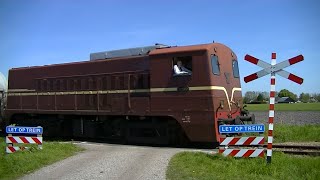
[166,152,320,180]
[270,124,320,143]
[167,124,320,179]
[0,138,83,180]
[245,102,320,111]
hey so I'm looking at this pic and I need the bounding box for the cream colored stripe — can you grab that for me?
[192,86,230,110]
[150,87,177,92]
[130,89,150,93]
[231,87,242,103]
[7,86,242,111]
[8,89,36,92]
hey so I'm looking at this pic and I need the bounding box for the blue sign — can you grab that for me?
[6,126,43,134]
[219,124,265,134]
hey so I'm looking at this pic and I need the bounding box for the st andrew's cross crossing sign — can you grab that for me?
[244,54,304,84]
[243,53,304,164]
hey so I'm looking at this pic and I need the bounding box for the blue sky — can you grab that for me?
[0,0,319,95]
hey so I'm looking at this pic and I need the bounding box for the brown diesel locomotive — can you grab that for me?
[4,42,254,144]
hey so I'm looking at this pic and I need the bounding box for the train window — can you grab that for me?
[130,75,138,89]
[68,79,74,90]
[143,74,150,88]
[102,77,107,90]
[41,79,47,91]
[59,79,66,91]
[211,55,220,75]
[75,79,81,90]
[89,78,94,90]
[49,79,54,91]
[232,60,240,78]
[97,77,102,89]
[53,80,57,91]
[111,76,117,90]
[56,80,61,91]
[36,80,41,91]
[172,56,192,76]
[81,78,89,90]
[119,76,124,89]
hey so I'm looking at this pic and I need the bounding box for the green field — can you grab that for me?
[245,102,320,111]
[243,124,320,143]
[0,138,82,180]
[166,152,320,180]
[167,124,320,180]
[270,124,320,143]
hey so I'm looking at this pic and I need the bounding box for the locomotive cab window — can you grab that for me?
[172,56,192,76]
[211,55,220,75]
[232,60,240,78]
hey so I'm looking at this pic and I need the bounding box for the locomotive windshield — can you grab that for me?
[232,60,240,78]
[211,55,220,75]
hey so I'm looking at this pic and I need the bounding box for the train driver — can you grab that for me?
[173,60,192,75]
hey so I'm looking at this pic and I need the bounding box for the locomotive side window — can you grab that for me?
[68,79,74,90]
[49,79,54,91]
[41,79,47,91]
[211,55,220,75]
[61,79,67,91]
[56,80,61,91]
[172,56,192,76]
[232,60,240,78]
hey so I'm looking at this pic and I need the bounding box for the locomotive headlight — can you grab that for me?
[220,100,224,109]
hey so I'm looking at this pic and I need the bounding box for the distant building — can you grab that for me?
[310,97,318,103]
[276,97,295,103]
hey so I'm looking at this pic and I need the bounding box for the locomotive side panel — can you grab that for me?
[6,57,151,118]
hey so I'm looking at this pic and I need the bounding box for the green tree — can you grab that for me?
[315,93,320,102]
[256,93,264,102]
[299,93,310,103]
[243,97,250,104]
[278,89,297,101]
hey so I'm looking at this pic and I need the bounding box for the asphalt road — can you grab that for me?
[20,142,214,180]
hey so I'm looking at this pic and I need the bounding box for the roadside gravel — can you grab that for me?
[252,111,320,125]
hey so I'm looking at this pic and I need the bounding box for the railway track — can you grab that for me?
[266,144,320,156]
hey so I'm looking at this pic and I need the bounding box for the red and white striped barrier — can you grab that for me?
[6,136,42,144]
[219,136,264,146]
[5,126,43,154]
[219,149,264,158]
[6,146,28,153]
[6,136,43,153]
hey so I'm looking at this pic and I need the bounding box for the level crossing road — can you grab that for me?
[20,142,216,180]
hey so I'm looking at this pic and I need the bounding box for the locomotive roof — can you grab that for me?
[10,43,230,70]
[90,43,219,60]
[90,44,170,60]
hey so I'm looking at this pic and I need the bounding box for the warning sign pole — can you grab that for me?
[266,53,276,164]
